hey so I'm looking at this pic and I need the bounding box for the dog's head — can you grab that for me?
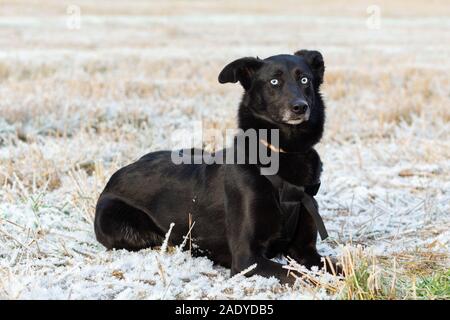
[218,50,325,127]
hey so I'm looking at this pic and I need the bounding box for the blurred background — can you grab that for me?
[0,0,448,299]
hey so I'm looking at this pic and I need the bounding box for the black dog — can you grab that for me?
[94,50,337,283]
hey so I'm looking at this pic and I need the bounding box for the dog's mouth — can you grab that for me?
[283,113,310,125]
[285,117,307,125]
[282,109,310,125]
[251,108,310,127]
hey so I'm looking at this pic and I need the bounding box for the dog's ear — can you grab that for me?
[218,57,264,90]
[294,50,325,86]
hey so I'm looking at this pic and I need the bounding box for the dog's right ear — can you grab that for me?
[218,57,264,90]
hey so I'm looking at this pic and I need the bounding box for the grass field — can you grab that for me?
[0,0,449,299]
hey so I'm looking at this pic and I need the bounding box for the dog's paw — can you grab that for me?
[323,256,345,276]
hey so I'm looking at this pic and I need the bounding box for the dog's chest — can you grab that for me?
[263,171,322,256]
[264,180,305,255]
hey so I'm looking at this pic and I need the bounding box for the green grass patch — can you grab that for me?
[415,270,450,300]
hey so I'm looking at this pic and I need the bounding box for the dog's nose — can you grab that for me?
[291,100,309,114]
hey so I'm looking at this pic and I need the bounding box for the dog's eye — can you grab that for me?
[270,79,279,86]
[300,77,309,85]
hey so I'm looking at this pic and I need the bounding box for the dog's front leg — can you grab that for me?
[224,176,294,284]
[286,200,341,274]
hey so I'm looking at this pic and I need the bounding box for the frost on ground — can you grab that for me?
[0,1,449,299]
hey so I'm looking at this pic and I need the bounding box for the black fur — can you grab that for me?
[94,50,337,283]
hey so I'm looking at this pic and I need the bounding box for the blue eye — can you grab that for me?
[270,79,279,85]
[300,77,308,85]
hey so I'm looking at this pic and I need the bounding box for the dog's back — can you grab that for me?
[95,149,232,264]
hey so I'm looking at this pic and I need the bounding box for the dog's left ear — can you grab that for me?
[218,57,264,90]
[294,50,325,86]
